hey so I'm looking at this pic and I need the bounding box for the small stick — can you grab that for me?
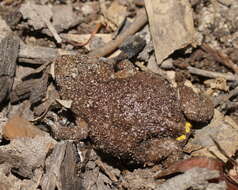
[89,8,148,58]
[213,86,238,107]
[19,43,76,64]
[187,66,237,81]
[95,160,118,182]
[201,43,238,74]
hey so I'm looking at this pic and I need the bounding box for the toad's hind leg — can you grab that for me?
[133,138,182,166]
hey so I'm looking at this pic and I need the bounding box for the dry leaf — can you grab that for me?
[100,1,128,29]
[56,99,72,109]
[3,115,46,140]
[52,5,81,33]
[20,2,52,30]
[155,157,223,178]
[60,33,112,50]
[145,0,195,65]
[204,78,229,91]
[155,157,238,190]
[188,109,238,162]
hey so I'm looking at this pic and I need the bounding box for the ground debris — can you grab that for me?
[121,167,159,190]
[89,8,148,57]
[188,110,238,162]
[51,5,82,33]
[204,78,229,92]
[10,70,49,105]
[156,168,227,190]
[19,43,77,63]
[41,142,82,190]
[19,2,81,43]
[19,2,52,31]
[0,135,56,179]
[0,33,20,104]
[100,0,128,30]
[145,0,195,65]
[60,142,82,190]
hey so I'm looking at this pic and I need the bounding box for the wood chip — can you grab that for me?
[0,33,20,104]
[156,168,226,190]
[60,142,82,190]
[41,142,67,190]
[52,5,82,33]
[10,71,49,105]
[0,135,56,178]
[20,2,62,43]
[19,2,52,30]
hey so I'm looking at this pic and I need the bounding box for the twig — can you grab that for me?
[225,101,238,110]
[201,43,238,74]
[0,17,72,64]
[19,43,76,64]
[187,66,237,81]
[95,160,118,183]
[213,86,238,107]
[89,8,148,57]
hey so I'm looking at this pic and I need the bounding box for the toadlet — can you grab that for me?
[54,55,214,165]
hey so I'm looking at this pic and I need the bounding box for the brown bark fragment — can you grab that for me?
[0,34,20,103]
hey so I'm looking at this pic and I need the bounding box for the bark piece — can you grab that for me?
[0,17,76,64]
[20,2,62,43]
[41,142,81,190]
[118,35,146,60]
[4,10,22,27]
[0,34,20,103]
[0,16,12,40]
[60,143,82,190]
[0,135,56,178]
[10,71,48,104]
[145,0,195,65]
[41,142,68,190]
[0,151,33,178]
